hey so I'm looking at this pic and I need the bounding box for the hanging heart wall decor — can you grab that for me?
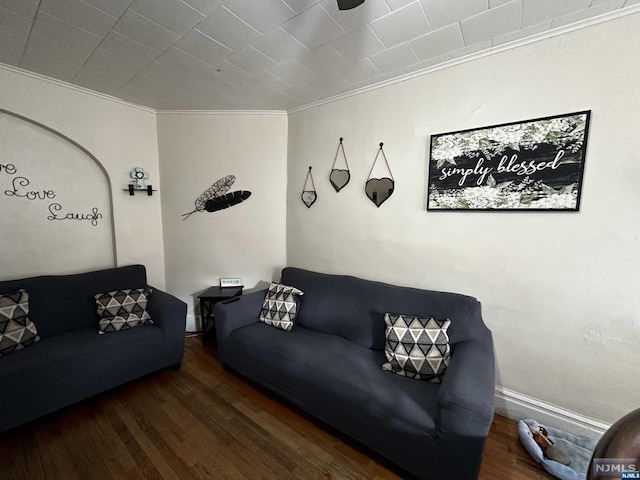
[301,166,317,208]
[329,137,350,193]
[365,142,395,207]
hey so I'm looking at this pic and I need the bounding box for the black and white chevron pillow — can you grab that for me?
[382,313,451,383]
[0,289,40,356]
[94,288,153,334]
[259,283,304,332]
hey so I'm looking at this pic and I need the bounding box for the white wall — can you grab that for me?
[158,113,288,331]
[287,13,640,426]
[0,67,166,287]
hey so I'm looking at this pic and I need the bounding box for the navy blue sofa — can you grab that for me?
[0,265,187,433]
[215,267,495,480]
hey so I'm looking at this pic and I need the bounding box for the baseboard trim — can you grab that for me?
[495,386,610,438]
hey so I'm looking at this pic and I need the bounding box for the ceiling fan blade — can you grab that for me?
[337,0,365,10]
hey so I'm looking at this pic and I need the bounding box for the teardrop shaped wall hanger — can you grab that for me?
[330,137,350,193]
[301,166,317,208]
[365,142,394,208]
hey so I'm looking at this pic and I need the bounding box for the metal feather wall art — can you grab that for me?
[182,175,251,220]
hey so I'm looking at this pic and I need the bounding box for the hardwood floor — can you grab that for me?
[0,337,554,480]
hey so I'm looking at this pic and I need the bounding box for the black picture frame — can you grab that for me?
[426,110,591,211]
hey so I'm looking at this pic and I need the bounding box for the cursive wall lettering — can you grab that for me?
[0,163,17,175]
[5,176,55,200]
[47,203,102,226]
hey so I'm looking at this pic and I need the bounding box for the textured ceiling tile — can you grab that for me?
[73,64,135,93]
[368,42,419,73]
[180,0,225,16]
[252,27,308,63]
[269,59,317,83]
[212,60,258,84]
[226,46,279,74]
[551,0,625,27]
[490,0,512,6]
[491,20,550,45]
[410,23,465,61]
[369,1,431,48]
[224,0,296,34]
[590,0,624,4]
[521,0,591,27]
[25,32,92,66]
[155,47,216,77]
[32,11,103,53]
[97,31,161,65]
[441,39,492,61]
[281,4,345,49]
[0,0,39,18]
[298,43,349,72]
[330,25,385,61]
[130,0,205,36]
[305,70,350,93]
[21,52,82,81]
[460,0,522,46]
[116,73,164,105]
[402,55,443,73]
[81,0,133,18]
[283,0,321,13]
[113,9,180,52]
[420,0,488,30]
[197,6,261,51]
[385,0,415,10]
[334,58,380,83]
[40,0,118,37]
[320,0,391,33]
[83,48,145,79]
[0,7,32,65]
[284,82,320,101]
[175,29,233,66]
[252,71,292,92]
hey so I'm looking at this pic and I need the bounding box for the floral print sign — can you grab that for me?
[427,111,590,211]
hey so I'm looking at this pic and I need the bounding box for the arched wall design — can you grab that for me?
[0,108,117,280]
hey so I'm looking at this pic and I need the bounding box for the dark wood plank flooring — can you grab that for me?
[0,337,554,480]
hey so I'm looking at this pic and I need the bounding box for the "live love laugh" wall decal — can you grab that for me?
[1,163,103,226]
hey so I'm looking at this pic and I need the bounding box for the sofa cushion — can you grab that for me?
[259,283,303,332]
[225,322,440,436]
[0,290,40,356]
[0,265,148,338]
[281,267,482,350]
[95,288,153,334]
[382,314,451,383]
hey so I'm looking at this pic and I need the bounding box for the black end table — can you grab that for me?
[198,286,243,346]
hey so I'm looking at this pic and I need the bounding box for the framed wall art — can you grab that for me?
[426,110,591,211]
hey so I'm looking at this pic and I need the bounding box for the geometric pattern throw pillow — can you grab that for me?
[0,289,40,356]
[382,313,451,383]
[259,282,304,332]
[94,288,153,334]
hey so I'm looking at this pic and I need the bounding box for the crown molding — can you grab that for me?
[0,63,157,114]
[156,110,287,115]
[2,4,638,116]
[288,4,640,114]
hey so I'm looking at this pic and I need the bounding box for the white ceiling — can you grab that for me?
[0,0,637,111]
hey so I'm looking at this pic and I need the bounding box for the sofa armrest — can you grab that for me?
[437,330,495,438]
[147,287,187,344]
[214,289,266,342]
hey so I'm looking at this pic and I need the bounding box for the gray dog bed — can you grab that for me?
[518,419,600,480]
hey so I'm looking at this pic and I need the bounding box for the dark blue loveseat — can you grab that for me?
[0,264,187,433]
[215,267,495,480]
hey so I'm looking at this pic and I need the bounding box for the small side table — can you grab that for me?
[198,286,243,346]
